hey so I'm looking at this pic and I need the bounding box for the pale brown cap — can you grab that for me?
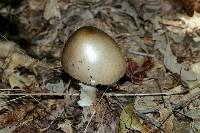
[62,26,126,85]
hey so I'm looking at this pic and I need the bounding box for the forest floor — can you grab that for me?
[0,0,199,133]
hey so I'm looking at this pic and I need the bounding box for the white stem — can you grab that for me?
[77,83,97,107]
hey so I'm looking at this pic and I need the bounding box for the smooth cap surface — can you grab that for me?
[62,26,126,85]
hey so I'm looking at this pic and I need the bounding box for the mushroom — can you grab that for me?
[62,26,126,106]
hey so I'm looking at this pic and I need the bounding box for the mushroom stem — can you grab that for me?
[77,83,97,107]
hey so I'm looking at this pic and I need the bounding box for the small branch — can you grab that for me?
[104,91,188,97]
[0,93,79,96]
[0,91,188,97]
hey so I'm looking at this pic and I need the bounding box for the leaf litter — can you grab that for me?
[0,0,199,132]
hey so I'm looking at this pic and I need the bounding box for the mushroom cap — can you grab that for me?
[62,26,126,85]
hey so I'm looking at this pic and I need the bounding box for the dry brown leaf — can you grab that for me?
[58,119,73,133]
[8,72,35,89]
[43,0,61,20]
[0,103,35,128]
[164,43,196,81]
[159,108,174,133]
[12,122,40,133]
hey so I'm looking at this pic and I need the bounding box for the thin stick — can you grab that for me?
[104,91,188,97]
[0,93,79,96]
[0,91,188,97]
[83,111,96,133]
[128,50,155,58]
[0,33,8,41]
[0,96,27,106]
[0,89,23,91]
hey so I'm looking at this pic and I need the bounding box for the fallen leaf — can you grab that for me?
[0,125,16,133]
[8,72,34,89]
[190,121,200,132]
[44,0,61,20]
[164,44,196,81]
[45,80,65,93]
[120,103,146,133]
[0,103,35,128]
[179,12,200,32]
[12,122,39,133]
[134,96,160,111]
[58,119,73,133]
[159,108,174,133]
[186,109,200,120]
[191,62,200,79]
[0,40,17,58]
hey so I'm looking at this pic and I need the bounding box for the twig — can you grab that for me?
[160,19,184,28]
[0,89,23,91]
[104,91,188,97]
[0,96,27,106]
[0,91,188,97]
[128,49,155,58]
[29,95,59,119]
[0,93,79,96]
[83,111,96,133]
[0,33,8,41]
